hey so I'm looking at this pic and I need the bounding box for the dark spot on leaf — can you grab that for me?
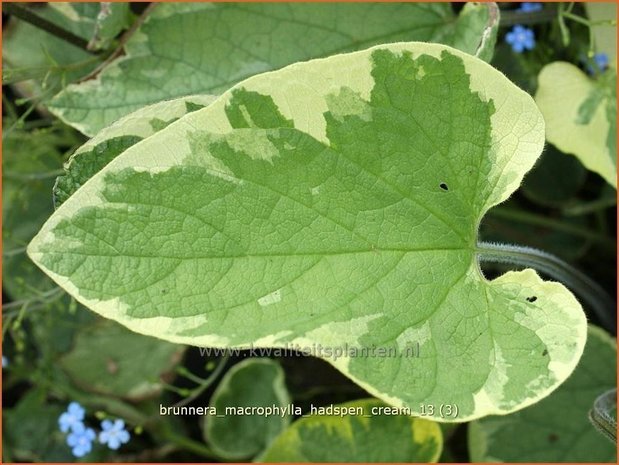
[542,349,548,356]
[548,433,559,443]
[161,289,167,294]
[526,296,537,302]
[439,183,449,191]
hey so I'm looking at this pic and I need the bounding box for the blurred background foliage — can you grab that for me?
[2,2,617,462]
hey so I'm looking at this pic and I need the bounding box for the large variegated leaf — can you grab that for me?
[469,325,616,462]
[48,2,499,136]
[28,42,587,421]
[54,94,215,206]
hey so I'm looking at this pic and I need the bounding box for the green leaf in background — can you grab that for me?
[28,42,587,421]
[2,120,101,376]
[53,94,215,206]
[469,325,617,462]
[203,358,290,460]
[59,320,185,401]
[459,2,500,63]
[535,62,617,188]
[48,2,499,135]
[2,127,76,299]
[260,398,443,462]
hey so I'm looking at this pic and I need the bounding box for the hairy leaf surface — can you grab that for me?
[48,2,499,135]
[29,42,586,421]
[260,398,442,462]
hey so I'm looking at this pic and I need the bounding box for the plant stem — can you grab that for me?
[3,3,92,53]
[2,287,65,312]
[557,2,571,46]
[487,207,616,252]
[4,169,65,181]
[160,429,218,459]
[500,7,560,27]
[169,354,229,408]
[77,2,158,83]
[589,388,617,444]
[563,196,617,216]
[476,241,615,331]
[2,92,19,120]
[562,11,617,28]
[3,55,102,85]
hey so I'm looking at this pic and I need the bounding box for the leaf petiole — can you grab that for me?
[589,388,617,444]
[3,3,93,53]
[476,241,615,331]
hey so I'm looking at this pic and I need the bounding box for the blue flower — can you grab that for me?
[517,2,542,13]
[583,52,610,74]
[2,356,7,369]
[67,423,96,458]
[594,52,609,71]
[58,402,85,433]
[99,419,130,450]
[505,25,536,53]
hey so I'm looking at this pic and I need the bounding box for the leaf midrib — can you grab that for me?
[42,246,469,260]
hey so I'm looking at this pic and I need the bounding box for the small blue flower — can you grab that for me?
[58,402,85,433]
[67,423,96,458]
[505,25,536,53]
[593,52,609,71]
[2,356,7,369]
[517,2,543,13]
[583,52,610,75]
[99,419,130,450]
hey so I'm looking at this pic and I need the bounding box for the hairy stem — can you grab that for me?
[476,241,615,330]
